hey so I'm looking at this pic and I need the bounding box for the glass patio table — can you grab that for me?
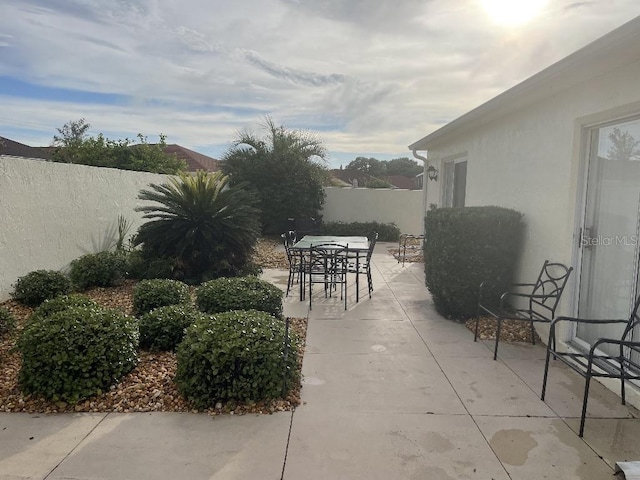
[290,235,370,301]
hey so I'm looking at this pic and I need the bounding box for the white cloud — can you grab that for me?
[1,0,639,167]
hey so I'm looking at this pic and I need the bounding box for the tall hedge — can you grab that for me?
[424,206,524,319]
[320,221,400,242]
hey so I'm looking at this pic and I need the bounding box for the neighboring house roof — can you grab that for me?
[382,175,419,190]
[0,137,52,160]
[330,168,391,187]
[409,15,640,151]
[163,144,221,172]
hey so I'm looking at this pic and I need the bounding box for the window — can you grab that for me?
[442,158,467,207]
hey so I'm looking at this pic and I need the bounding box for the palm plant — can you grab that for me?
[222,117,328,234]
[134,171,260,281]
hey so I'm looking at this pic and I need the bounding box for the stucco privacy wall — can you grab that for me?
[0,156,168,301]
[322,186,424,236]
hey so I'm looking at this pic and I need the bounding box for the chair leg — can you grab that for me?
[579,372,593,437]
[493,318,502,360]
[367,267,373,298]
[474,314,480,342]
[621,366,627,406]
[541,330,554,401]
[530,321,536,345]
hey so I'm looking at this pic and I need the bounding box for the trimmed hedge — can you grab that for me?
[175,310,299,407]
[29,294,99,323]
[424,206,524,319]
[132,279,191,315]
[139,304,201,351]
[196,276,283,318]
[0,307,16,335]
[18,305,138,403]
[11,270,72,307]
[320,221,400,242]
[69,251,128,290]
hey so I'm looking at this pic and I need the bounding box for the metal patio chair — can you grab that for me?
[475,260,573,360]
[541,293,640,437]
[303,243,348,310]
[347,232,378,302]
[281,231,300,296]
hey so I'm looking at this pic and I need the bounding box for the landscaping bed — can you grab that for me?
[0,241,305,415]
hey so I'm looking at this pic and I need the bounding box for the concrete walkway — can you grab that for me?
[1,243,639,479]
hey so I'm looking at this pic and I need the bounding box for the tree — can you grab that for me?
[51,120,185,174]
[385,157,422,176]
[222,117,328,234]
[346,157,387,177]
[607,127,640,162]
[134,171,261,282]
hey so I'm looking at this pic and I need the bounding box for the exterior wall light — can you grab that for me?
[426,165,438,181]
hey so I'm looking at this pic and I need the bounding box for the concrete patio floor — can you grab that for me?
[1,242,638,479]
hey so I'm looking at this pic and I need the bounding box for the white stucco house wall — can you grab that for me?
[409,16,640,406]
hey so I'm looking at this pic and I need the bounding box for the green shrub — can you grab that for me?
[126,249,176,280]
[196,277,283,318]
[175,310,299,407]
[69,251,128,290]
[29,294,99,323]
[17,305,138,404]
[11,270,72,307]
[139,304,201,351]
[0,307,16,335]
[321,221,400,242]
[133,279,191,315]
[424,206,524,319]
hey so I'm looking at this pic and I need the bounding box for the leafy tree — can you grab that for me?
[51,119,185,174]
[385,157,422,176]
[222,117,328,234]
[134,171,261,282]
[346,157,387,177]
[347,156,422,177]
[607,127,640,162]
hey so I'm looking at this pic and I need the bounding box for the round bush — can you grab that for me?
[0,307,16,335]
[11,270,72,307]
[133,279,191,315]
[139,304,201,351]
[196,277,283,318]
[175,310,299,407]
[29,294,99,323]
[18,305,139,404]
[69,251,128,290]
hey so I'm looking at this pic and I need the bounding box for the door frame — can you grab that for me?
[571,111,640,345]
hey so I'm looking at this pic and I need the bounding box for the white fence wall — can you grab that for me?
[0,159,425,301]
[322,187,424,236]
[0,156,167,300]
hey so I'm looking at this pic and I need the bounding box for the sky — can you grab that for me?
[1,1,639,169]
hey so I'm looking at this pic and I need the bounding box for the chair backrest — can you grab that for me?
[529,261,573,320]
[622,292,640,341]
[308,243,348,274]
[281,231,298,265]
[366,232,379,262]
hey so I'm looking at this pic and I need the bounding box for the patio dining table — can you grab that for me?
[290,235,370,302]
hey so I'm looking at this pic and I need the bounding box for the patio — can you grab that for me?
[268,242,640,479]
[0,242,638,479]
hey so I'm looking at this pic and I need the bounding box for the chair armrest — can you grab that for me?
[550,316,629,327]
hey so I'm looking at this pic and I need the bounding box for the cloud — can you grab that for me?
[1,0,639,164]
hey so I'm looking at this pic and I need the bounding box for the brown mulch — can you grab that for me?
[253,237,289,269]
[0,246,306,414]
[464,316,541,343]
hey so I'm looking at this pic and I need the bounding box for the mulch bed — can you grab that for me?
[0,238,306,415]
[464,316,541,343]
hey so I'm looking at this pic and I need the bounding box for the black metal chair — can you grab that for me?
[281,231,300,296]
[541,293,640,437]
[347,232,378,302]
[475,260,573,360]
[304,243,348,310]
